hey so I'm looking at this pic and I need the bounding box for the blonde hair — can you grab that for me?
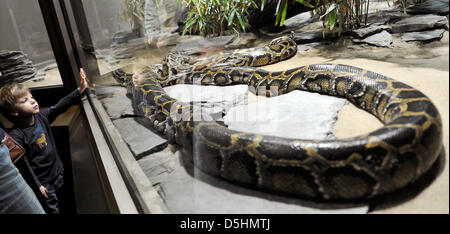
[0,83,30,116]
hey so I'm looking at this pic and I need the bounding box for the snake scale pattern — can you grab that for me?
[118,35,443,200]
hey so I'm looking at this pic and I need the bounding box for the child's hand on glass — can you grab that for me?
[78,68,94,93]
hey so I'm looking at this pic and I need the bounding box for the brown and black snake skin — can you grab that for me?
[116,34,443,200]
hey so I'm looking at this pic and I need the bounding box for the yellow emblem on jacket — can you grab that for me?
[36,133,47,149]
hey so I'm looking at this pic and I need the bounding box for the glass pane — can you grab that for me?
[0,0,63,89]
[81,0,171,78]
[81,0,347,214]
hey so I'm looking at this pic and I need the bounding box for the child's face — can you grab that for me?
[132,73,145,87]
[13,91,40,116]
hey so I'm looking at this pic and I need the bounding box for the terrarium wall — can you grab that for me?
[81,0,131,49]
[0,0,53,63]
[0,0,63,88]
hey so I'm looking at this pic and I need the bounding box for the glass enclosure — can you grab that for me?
[80,0,172,80]
[75,0,346,214]
[1,0,445,214]
[0,0,63,89]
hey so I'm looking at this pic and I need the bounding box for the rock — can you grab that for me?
[352,24,392,38]
[353,30,393,47]
[164,84,248,120]
[283,12,320,31]
[365,10,406,25]
[293,30,338,44]
[401,28,446,41]
[138,148,176,185]
[34,59,57,70]
[112,30,141,44]
[225,33,258,49]
[101,90,135,119]
[174,35,237,52]
[162,83,347,140]
[30,71,46,82]
[205,35,237,46]
[111,37,148,60]
[0,50,37,85]
[164,84,248,103]
[392,14,449,33]
[224,90,347,140]
[407,0,449,15]
[95,85,129,99]
[113,118,167,157]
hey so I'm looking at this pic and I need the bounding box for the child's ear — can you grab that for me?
[11,111,19,117]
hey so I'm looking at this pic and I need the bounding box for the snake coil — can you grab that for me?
[123,35,442,200]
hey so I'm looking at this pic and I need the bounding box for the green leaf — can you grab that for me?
[320,3,338,20]
[279,0,288,26]
[261,0,266,11]
[295,0,315,8]
[275,0,283,25]
[182,16,198,35]
[229,8,236,26]
[199,19,203,30]
[236,12,246,31]
[327,10,336,30]
[275,0,283,15]
[338,6,344,36]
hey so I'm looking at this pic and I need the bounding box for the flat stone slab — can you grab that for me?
[113,118,167,157]
[138,148,176,185]
[284,12,318,29]
[401,29,446,41]
[352,24,392,38]
[174,35,237,52]
[353,30,393,47]
[293,30,338,44]
[95,85,128,99]
[164,84,248,103]
[101,91,135,119]
[407,0,449,15]
[164,84,249,119]
[165,84,347,140]
[392,14,449,33]
[366,10,406,25]
[224,90,347,140]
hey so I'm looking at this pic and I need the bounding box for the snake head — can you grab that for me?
[267,35,297,59]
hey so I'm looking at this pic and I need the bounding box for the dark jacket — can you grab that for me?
[8,89,82,188]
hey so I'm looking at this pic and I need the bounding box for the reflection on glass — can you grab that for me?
[0,0,63,89]
[81,0,179,79]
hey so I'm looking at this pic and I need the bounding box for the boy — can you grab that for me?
[0,69,90,214]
